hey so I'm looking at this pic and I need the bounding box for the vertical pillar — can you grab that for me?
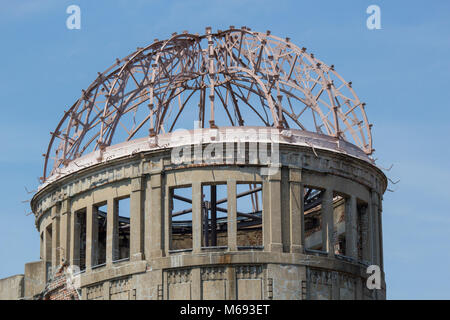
[51,205,60,268]
[264,172,283,252]
[289,168,304,253]
[148,172,163,258]
[371,191,380,266]
[130,176,145,261]
[192,181,203,253]
[226,266,236,300]
[191,268,201,299]
[86,201,98,269]
[322,189,334,257]
[106,197,118,265]
[345,195,358,259]
[378,196,384,270]
[59,199,71,265]
[210,185,217,246]
[70,210,80,267]
[360,205,371,263]
[44,224,51,264]
[164,186,172,253]
[367,195,375,264]
[227,179,237,251]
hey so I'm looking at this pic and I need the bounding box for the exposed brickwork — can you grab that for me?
[39,264,80,300]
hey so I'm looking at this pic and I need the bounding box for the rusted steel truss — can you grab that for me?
[42,27,372,181]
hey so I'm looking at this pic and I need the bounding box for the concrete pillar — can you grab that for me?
[360,205,371,263]
[367,194,375,265]
[148,172,163,258]
[378,196,384,270]
[191,268,201,299]
[70,210,80,267]
[106,197,119,265]
[226,266,236,300]
[289,168,304,253]
[44,223,52,265]
[51,205,60,268]
[281,167,290,252]
[86,201,98,269]
[165,186,172,253]
[130,176,145,261]
[345,195,358,259]
[192,181,202,253]
[59,199,71,265]
[322,189,334,257]
[263,173,283,252]
[227,179,237,251]
[371,191,380,266]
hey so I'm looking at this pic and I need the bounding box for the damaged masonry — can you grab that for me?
[0,27,386,300]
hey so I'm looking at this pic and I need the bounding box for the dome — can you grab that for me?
[42,26,372,183]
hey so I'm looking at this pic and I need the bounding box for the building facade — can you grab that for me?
[0,27,387,300]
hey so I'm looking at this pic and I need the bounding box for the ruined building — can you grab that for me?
[0,27,387,300]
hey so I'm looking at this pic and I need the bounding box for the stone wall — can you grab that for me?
[0,275,24,300]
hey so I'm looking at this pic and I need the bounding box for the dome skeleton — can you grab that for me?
[43,27,372,182]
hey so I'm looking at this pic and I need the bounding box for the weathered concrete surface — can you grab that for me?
[24,261,47,299]
[0,274,24,300]
[20,130,387,300]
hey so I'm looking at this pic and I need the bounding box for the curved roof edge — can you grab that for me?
[38,126,376,191]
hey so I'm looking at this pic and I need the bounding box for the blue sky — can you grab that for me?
[0,0,449,299]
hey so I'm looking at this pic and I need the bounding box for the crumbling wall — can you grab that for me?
[40,264,80,300]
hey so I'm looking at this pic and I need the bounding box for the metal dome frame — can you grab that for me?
[42,26,372,182]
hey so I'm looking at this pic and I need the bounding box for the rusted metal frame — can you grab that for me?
[315,95,338,134]
[207,29,217,128]
[44,28,373,181]
[321,71,341,139]
[68,101,106,161]
[100,74,129,146]
[328,69,371,153]
[232,86,271,126]
[244,39,266,101]
[277,80,329,130]
[168,88,198,132]
[63,91,98,157]
[343,100,368,149]
[235,76,271,124]
[156,87,180,134]
[225,82,244,126]
[332,95,363,147]
[214,86,235,126]
[103,75,142,146]
[229,79,273,126]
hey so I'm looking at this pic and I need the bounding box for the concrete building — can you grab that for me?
[0,27,387,300]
